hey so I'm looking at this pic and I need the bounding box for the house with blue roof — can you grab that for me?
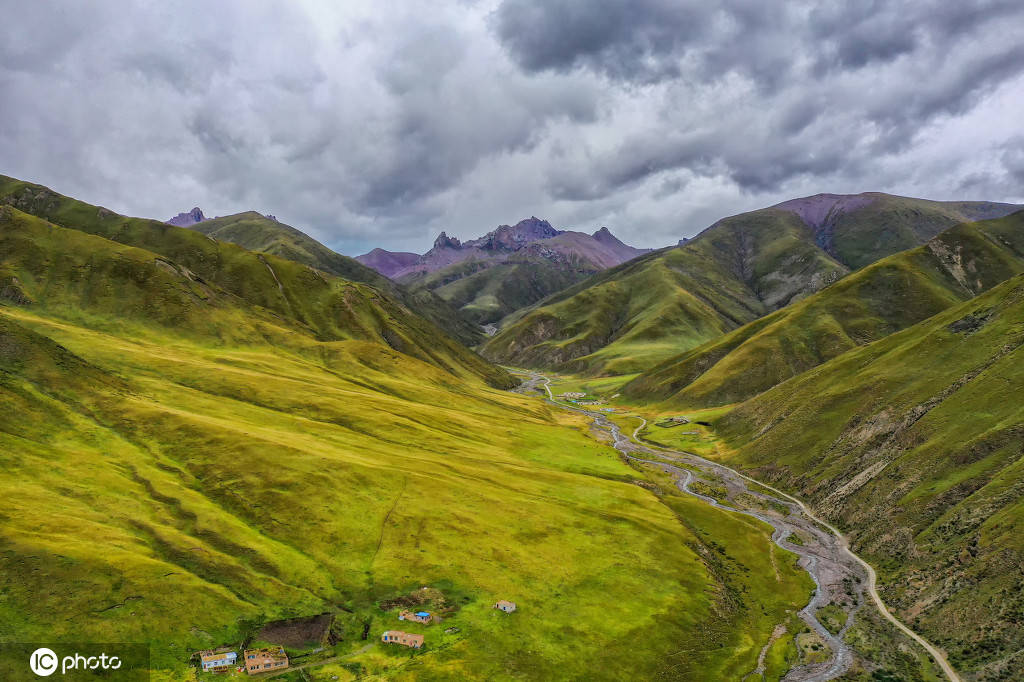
[399,609,434,624]
[199,649,237,673]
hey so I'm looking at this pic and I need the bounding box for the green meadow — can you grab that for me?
[635,407,735,460]
[0,189,818,679]
[0,304,816,680]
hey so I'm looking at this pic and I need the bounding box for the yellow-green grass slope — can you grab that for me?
[625,210,1024,407]
[0,177,506,388]
[716,273,1024,678]
[483,194,1021,379]
[190,211,484,346]
[0,206,813,678]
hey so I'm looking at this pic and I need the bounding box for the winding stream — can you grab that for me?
[516,372,957,682]
[589,409,858,681]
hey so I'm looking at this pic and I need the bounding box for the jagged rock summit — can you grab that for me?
[166,207,207,227]
[433,232,462,250]
[355,216,651,324]
[357,217,647,279]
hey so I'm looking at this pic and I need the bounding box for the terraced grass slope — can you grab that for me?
[188,212,484,345]
[0,176,503,386]
[715,274,1024,679]
[0,193,814,679]
[625,211,1024,407]
[484,193,1021,377]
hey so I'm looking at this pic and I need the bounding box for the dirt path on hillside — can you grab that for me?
[515,373,959,682]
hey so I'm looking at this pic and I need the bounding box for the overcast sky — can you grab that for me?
[3,1,1023,255]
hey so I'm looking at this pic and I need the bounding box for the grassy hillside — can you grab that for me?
[402,257,588,325]
[484,194,1020,378]
[483,211,849,375]
[0,196,815,679]
[481,248,764,375]
[180,210,484,346]
[0,177,502,386]
[625,211,1024,406]
[714,274,1024,678]
[790,193,1022,269]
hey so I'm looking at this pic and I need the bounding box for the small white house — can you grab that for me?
[495,600,517,613]
[199,650,237,673]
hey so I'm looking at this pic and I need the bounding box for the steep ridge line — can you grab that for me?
[530,374,959,682]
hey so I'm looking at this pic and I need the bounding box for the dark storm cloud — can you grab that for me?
[493,0,712,82]
[495,0,1024,202]
[493,0,802,88]
[1,1,1022,254]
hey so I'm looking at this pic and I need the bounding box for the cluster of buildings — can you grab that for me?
[557,391,607,406]
[197,646,288,675]
[198,599,520,670]
[381,600,517,651]
[381,607,435,651]
[656,415,692,428]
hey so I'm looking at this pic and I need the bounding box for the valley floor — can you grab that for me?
[530,372,955,681]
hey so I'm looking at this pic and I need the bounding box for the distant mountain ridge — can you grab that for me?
[483,192,1024,375]
[357,248,419,276]
[624,208,1024,406]
[357,217,648,279]
[357,217,651,325]
[767,191,1022,268]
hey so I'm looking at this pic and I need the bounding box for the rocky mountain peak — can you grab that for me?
[477,217,560,251]
[592,226,624,245]
[167,207,207,227]
[433,231,462,250]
